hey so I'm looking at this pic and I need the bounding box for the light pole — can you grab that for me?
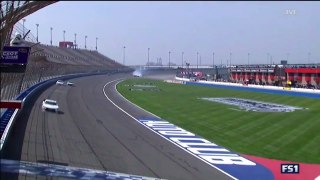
[147,48,150,67]
[36,24,39,42]
[212,52,215,68]
[96,37,98,51]
[22,19,26,37]
[248,53,250,65]
[286,53,289,61]
[182,52,184,68]
[212,52,215,78]
[85,35,87,49]
[169,51,171,69]
[74,33,77,49]
[50,27,53,45]
[197,52,199,69]
[123,46,126,65]
[63,30,66,42]
[230,53,232,67]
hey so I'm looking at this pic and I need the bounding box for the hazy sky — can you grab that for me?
[21,1,319,65]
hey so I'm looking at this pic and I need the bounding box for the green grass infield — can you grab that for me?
[117,78,320,164]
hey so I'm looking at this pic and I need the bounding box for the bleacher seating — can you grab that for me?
[1,41,129,102]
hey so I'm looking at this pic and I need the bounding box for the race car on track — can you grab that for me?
[133,71,142,77]
[56,80,64,85]
[42,99,59,112]
[67,81,74,86]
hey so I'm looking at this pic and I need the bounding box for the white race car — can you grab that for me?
[42,99,59,112]
[133,72,142,77]
[67,81,74,86]
[56,80,64,85]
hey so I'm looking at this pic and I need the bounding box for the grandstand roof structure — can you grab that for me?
[1,1,58,52]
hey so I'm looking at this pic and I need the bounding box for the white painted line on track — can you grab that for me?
[102,79,237,180]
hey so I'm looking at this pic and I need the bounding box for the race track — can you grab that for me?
[1,72,231,180]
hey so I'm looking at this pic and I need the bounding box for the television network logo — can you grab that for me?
[281,164,300,174]
[285,9,297,15]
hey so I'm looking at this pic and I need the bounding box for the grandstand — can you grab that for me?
[1,1,130,104]
[1,40,128,101]
[29,42,123,67]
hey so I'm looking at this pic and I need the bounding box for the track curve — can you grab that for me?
[1,72,231,180]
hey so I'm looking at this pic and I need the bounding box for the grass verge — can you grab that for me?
[117,78,320,164]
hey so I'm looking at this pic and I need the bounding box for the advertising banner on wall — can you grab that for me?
[1,46,30,64]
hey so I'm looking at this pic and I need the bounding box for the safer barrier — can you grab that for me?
[175,76,320,99]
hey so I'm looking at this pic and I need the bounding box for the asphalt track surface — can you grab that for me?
[1,72,231,180]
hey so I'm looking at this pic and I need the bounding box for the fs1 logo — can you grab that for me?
[281,164,299,174]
